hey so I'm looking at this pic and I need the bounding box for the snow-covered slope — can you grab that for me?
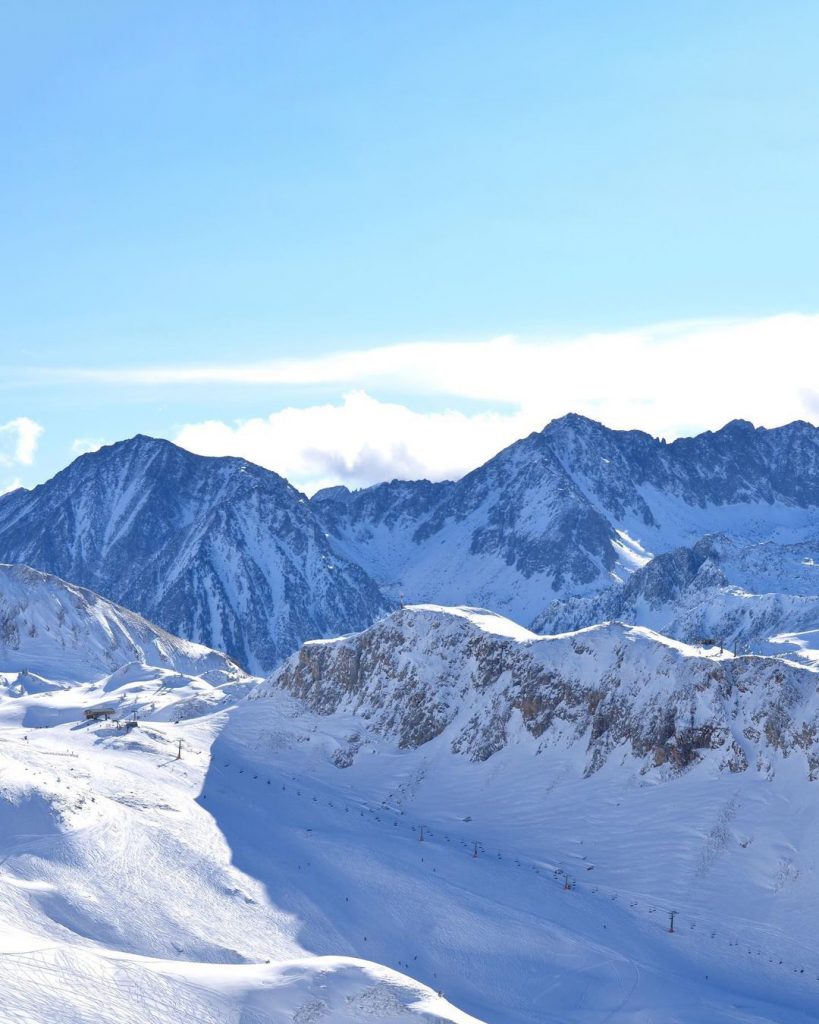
[0,572,476,1022]
[0,697,478,1024]
[0,436,391,672]
[535,534,819,660]
[4,602,819,1022]
[312,416,819,623]
[0,562,241,682]
[0,561,255,727]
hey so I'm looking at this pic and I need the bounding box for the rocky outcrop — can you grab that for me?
[258,605,819,779]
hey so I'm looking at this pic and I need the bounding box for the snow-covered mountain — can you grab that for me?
[5,599,819,1023]
[312,416,819,624]
[0,562,241,682]
[535,533,819,659]
[0,436,391,673]
[2,417,817,670]
[260,604,819,779]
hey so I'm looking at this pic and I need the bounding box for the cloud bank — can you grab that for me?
[170,314,819,493]
[175,392,537,493]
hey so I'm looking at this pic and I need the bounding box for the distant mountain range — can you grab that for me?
[0,416,817,669]
[534,533,819,660]
[314,415,818,583]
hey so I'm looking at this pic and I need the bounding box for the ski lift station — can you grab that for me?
[84,706,115,722]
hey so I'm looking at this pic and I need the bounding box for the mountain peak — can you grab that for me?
[311,484,353,504]
[102,433,177,454]
[539,413,658,447]
[542,412,606,434]
[0,436,391,671]
[718,418,757,433]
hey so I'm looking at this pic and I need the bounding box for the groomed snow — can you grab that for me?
[3,597,819,1022]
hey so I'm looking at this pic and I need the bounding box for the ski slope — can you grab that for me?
[0,690,478,1024]
[2,579,819,1022]
[1,659,818,1022]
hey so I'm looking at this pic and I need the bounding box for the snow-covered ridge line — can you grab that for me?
[0,562,242,682]
[306,602,736,653]
[311,415,819,628]
[303,604,542,644]
[260,604,819,778]
[1,415,818,671]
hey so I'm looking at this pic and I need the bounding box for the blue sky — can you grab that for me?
[1,1,818,493]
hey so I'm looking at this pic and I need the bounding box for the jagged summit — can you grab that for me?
[311,483,354,502]
[0,438,390,672]
[713,418,756,432]
[64,433,286,482]
[310,416,819,625]
[540,411,655,440]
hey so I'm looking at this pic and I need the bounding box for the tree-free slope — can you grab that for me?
[0,437,390,672]
[313,416,819,623]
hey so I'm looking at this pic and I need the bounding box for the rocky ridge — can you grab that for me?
[312,416,819,626]
[258,604,819,779]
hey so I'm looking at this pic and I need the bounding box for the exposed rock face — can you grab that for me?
[2,416,818,671]
[258,605,819,779]
[312,416,819,626]
[0,437,391,673]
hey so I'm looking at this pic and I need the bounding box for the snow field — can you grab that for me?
[0,688,481,1023]
[210,691,819,1022]
[3,595,819,1021]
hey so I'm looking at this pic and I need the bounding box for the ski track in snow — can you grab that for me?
[3,601,819,1020]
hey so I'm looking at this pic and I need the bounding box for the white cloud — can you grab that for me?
[0,477,23,495]
[176,392,539,494]
[0,417,43,467]
[172,314,819,491]
[71,437,105,456]
[52,312,818,438]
